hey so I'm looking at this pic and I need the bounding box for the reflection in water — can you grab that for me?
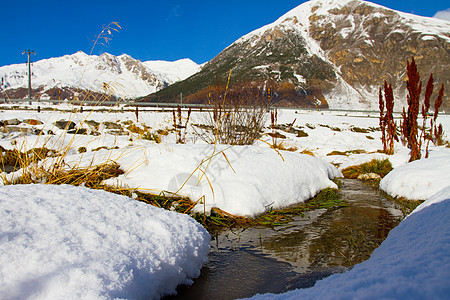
[165,179,403,299]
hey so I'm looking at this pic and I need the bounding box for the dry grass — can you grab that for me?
[196,74,268,146]
[341,159,393,179]
[299,149,315,156]
[5,161,123,186]
[0,146,56,168]
[273,142,298,152]
[199,187,345,232]
[327,149,366,156]
[350,126,370,133]
[381,193,424,219]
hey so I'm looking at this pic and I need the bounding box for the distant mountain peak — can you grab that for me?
[0,53,200,100]
[142,0,450,110]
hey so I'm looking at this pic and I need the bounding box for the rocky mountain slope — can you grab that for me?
[141,0,450,110]
[0,52,200,101]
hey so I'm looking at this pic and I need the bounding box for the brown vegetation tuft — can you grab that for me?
[403,58,422,161]
[196,76,268,145]
[381,80,398,155]
[342,159,393,179]
[172,106,192,144]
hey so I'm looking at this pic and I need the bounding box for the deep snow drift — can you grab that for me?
[100,144,342,217]
[0,184,210,299]
[247,187,450,300]
[380,155,450,200]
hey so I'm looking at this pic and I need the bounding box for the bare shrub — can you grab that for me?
[172,106,192,144]
[198,81,268,145]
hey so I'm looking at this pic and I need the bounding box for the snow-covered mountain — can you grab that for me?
[143,0,450,110]
[0,51,200,100]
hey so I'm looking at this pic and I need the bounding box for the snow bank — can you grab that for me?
[409,186,450,217]
[98,144,341,217]
[380,155,450,200]
[0,184,210,299]
[247,187,450,300]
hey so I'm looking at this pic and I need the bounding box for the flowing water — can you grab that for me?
[165,179,404,300]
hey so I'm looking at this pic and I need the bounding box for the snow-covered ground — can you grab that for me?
[380,155,450,200]
[34,143,339,217]
[1,104,449,298]
[0,184,210,299]
[1,105,449,210]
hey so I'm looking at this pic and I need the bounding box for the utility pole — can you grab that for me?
[0,77,5,102]
[22,49,35,99]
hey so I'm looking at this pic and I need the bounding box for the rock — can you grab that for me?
[357,173,382,181]
[24,119,44,125]
[54,120,76,130]
[85,120,100,130]
[103,121,122,130]
[4,119,21,126]
[67,128,87,135]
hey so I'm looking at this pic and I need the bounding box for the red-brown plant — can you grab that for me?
[420,74,433,157]
[379,81,397,155]
[379,87,387,152]
[384,81,397,155]
[380,58,445,160]
[431,84,445,148]
[404,58,422,161]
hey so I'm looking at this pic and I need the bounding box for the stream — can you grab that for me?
[165,179,404,300]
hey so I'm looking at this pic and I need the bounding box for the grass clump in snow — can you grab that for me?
[299,149,315,156]
[327,149,367,156]
[0,146,56,173]
[319,124,341,132]
[142,132,161,143]
[395,198,423,219]
[341,159,393,179]
[116,186,343,233]
[381,193,424,219]
[9,162,124,187]
[350,126,370,133]
[197,188,345,232]
[131,191,192,211]
[126,123,147,135]
[142,128,171,144]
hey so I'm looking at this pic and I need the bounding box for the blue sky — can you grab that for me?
[1,0,449,67]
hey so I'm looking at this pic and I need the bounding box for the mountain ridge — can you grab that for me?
[0,51,200,101]
[141,0,450,110]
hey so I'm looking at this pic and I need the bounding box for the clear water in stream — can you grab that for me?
[165,179,404,300]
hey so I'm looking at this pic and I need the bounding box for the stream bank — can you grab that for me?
[166,179,404,300]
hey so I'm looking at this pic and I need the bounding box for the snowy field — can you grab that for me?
[1,103,449,298]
